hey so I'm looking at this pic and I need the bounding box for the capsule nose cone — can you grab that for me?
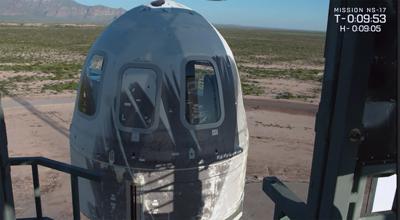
[151,0,166,7]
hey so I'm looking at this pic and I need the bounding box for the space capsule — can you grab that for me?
[70,1,249,219]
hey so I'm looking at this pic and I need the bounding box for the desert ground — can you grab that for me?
[0,24,324,219]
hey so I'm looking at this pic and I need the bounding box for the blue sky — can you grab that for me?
[76,0,329,31]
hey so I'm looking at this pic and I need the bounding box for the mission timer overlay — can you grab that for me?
[333,7,388,32]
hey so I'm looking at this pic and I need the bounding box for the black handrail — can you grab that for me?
[10,157,101,181]
[9,157,102,220]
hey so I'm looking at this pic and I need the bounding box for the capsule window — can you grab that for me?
[119,68,157,129]
[185,61,221,125]
[88,55,104,79]
[78,54,105,116]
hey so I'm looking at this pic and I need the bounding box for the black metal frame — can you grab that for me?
[0,98,15,220]
[0,99,102,220]
[9,157,102,220]
[397,0,400,213]
[263,0,398,219]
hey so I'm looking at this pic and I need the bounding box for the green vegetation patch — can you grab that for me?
[217,27,325,66]
[0,25,103,55]
[241,82,263,96]
[0,80,12,96]
[275,91,317,101]
[240,78,264,96]
[42,81,79,93]
[239,66,323,81]
[0,63,81,79]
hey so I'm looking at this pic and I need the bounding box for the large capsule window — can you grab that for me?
[118,68,157,130]
[185,61,222,125]
[78,54,105,116]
